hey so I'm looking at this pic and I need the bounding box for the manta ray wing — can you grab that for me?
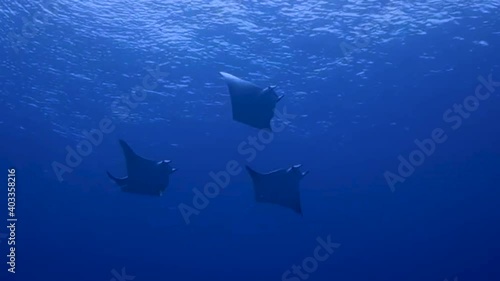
[246,165,303,215]
[220,72,279,130]
[107,140,175,197]
[119,139,157,179]
[106,171,128,187]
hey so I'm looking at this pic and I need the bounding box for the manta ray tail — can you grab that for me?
[106,171,128,187]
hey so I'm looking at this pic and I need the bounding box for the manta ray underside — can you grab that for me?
[245,165,309,215]
[219,72,283,130]
[106,139,176,196]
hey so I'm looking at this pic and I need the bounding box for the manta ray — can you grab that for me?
[245,164,309,215]
[107,140,177,196]
[219,72,283,130]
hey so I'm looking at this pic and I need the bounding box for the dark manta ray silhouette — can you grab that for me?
[106,140,177,196]
[219,72,283,130]
[246,164,309,215]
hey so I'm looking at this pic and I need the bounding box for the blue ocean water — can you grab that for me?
[1,0,500,280]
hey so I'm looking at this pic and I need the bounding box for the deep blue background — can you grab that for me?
[1,1,499,281]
